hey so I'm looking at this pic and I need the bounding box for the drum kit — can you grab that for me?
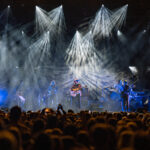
[129,89,150,111]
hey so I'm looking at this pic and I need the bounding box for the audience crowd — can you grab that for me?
[0,105,150,150]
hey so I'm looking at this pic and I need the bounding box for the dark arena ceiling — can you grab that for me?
[0,0,149,29]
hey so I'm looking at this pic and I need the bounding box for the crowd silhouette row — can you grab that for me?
[0,105,150,150]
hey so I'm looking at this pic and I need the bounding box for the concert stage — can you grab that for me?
[0,2,149,112]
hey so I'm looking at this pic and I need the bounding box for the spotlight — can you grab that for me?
[129,66,138,75]
[8,5,10,8]
[147,67,150,72]
[35,6,39,11]
[143,30,146,33]
[35,5,66,35]
[102,4,104,7]
[117,30,122,36]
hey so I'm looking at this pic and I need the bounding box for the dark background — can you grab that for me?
[0,0,149,29]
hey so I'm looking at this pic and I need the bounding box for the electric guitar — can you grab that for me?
[70,87,82,97]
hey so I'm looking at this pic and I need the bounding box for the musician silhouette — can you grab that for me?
[121,81,129,112]
[46,80,58,107]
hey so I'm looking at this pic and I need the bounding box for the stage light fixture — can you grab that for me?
[117,30,122,36]
[129,66,138,75]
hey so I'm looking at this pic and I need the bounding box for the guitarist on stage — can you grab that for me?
[70,79,82,110]
[121,80,129,112]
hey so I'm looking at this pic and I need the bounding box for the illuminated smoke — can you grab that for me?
[0,4,149,112]
[111,4,128,30]
[90,4,128,38]
[90,4,113,37]
[35,5,66,37]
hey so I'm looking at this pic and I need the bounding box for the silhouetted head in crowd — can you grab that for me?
[32,119,45,133]
[108,118,117,127]
[64,124,78,137]
[133,131,150,150]
[70,144,89,150]
[118,130,134,149]
[61,136,76,150]
[51,128,63,136]
[0,130,17,150]
[9,126,22,150]
[68,109,74,114]
[51,135,62,150]
[10,106,21,122]
[90,124,112,150]
[33,133,52,150]
[47,115,58,129]
[76,130,90,148]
